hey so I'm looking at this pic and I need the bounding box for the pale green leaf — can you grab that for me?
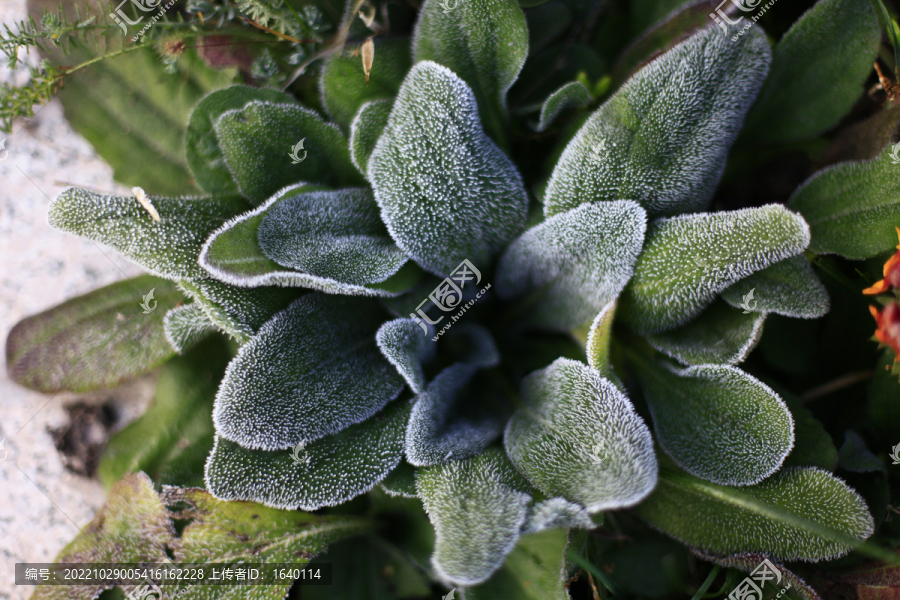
[635,465,875,561]
[186,85,298,195]
[213,294,404,450]
[258,187,409,283]
[198,184,417,297]
[368,61,529,276]
[504,358,658,512]
[215,100,362,205]
[321,37,411,130]
[205,399,411,510]
[417,448,533,586]
[643,299,766,366]
[48,187,249,280]
[788,148,900,260]
[720,256,830,319]
[406,363,506,467]
[163,303,217,354]
[741,0,880,145]
[350,99,392,177]
[620,205,811,333]
[413,0,529,143]
[585,300,617,377]
[496,201,647,331]
[376,317,437,394]
[631,357,793,485]
[7,275,180,393]
[536,81,591,132]
[543,26,771,218]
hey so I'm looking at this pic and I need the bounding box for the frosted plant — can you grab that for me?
[11,0,897,595]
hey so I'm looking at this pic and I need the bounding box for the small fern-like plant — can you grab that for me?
[10,0,900,595]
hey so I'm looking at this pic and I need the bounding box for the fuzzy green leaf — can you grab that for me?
[462,529,571,600]
[376,317,437,394]
[631,358,794,485]
[536,81,591,132]
[215,101,362,205]
[198,184,417,297]
[496,201,647,331]
[48,187,250,280]
[321,37,411,130]
[98,337,230,487]
[178,278,300,344]
[27,472,173,600]
[585,300,617,378]
[417,448,533,586]
[543,26,771,218]
[620,205,811,333]
[350,99,392,177]
[838,431,883,473]
[206,400,410,510]
[413,0,529,143]
[741,0,880,145]
[186,85,298,195]
[720,255,830,319]
[406,364,507,467]
[522,498,593,534]
[368,61,529,276]
[213,294,404,450]
[163,303,217,354]
[504,358,658,512]
[788,148,900,260]
[6,275,180,393]
[643,299,766,366]
[635,465,875,561]
[257,187,409,285]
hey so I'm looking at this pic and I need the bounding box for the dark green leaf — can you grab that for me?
[7,276,180,393]
[350,99,393,177]
[536,81,591,132]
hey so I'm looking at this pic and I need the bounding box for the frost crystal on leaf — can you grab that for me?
[205,399,411,511]
[633,360,794,486]
[620,204,811,333]
[720,255,829,319]
[643,299,766,366]
[504,358,658,513]
[213,294,405,450]
[417,448,533,586]
[368,61,529,276]
[496,201,646,331]
[543,26,771,218]
[257,187,409,286]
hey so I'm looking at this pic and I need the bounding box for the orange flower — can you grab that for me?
[870,302,900,359]
[863,227,900,294]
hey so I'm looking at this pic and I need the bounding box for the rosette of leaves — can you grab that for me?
[11,0,892,595]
